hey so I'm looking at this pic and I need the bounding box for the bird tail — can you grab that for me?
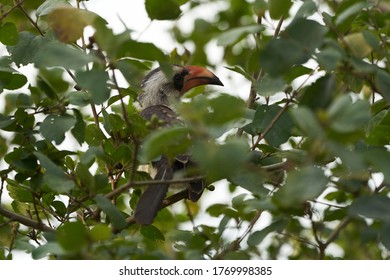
[134,158,173,225]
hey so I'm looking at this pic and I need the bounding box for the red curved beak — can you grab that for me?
[181,65,224,93]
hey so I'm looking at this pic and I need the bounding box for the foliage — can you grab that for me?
[0,0,390,260]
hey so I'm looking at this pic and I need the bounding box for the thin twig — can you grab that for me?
[323,217,351,247]
[0,0,25,21]
[215,210,263,259]
[18,4,44,36]
[251,101,291,150]
[111,69,131,127]
[113,188,189,233]
[105,175,205,200]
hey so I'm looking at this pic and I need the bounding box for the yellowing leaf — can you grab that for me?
[48,7,99,43]
[344,33,373,58]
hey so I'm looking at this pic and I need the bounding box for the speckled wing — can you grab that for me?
[140,105,180,126]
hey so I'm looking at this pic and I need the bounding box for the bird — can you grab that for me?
[134,65,223,225]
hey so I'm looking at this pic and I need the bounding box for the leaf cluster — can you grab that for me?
[0,0,390,260]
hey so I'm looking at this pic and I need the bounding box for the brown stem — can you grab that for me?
[0,0,25,21]
[105,175,205,200]
[215,210,263,259]
[0,206,55,233]
[113,188,189,233]
[323,217,351,248]
[251,101,290,150]
[18,4,44,36]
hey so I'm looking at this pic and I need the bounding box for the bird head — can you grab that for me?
[138,65,223,108]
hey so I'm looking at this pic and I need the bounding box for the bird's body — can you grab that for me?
[134,65,223,225]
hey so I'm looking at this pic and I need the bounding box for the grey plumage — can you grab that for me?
[134,65,222,225]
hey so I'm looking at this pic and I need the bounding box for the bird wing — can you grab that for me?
[140,105,179,125]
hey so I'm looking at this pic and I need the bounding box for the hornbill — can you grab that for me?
[134,65,223,225]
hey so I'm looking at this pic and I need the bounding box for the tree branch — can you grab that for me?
[113,188,189,233]
[323,217,351,247]
[0,0,25,21]
[215,210,264,259]
[0,206,55,233]
[251,101,291,150]
[105,175,205,200]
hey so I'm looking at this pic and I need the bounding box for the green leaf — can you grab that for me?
[6,183,33,203]
[36,0,70,17]
[269,0,292,19]
[40,114,76,145]
[65,91,90,106]
[260,19,327,76]
[216,25,263,46]
[344,33,373,58]
[247,219,287,246]
[75,163,95,190]
[75,69,110,104]
[90,224,112,241]
[207,203,228,217]
[117,40,168,62]
[51,200,67,217]
[260,39,307,77]
[7,32,37,66]
[35,42,96,70]
[290,106,325,138]
[364,147,390,183]
[335,2,371,26]
[225,65,254,81]
[316,45,344,71]
[145,0,181,20]
[140,126,192,162]
[4,147,37,173]
[80,146,105,166]
[45,173,75,193]
[293,0,317,19]
[102,109,125,134]
[0,22,18,45]
[179,94,246,138]
[328,95,371,133]
[366,110,390,145]
[244,104,294,147]
[34,152,75,193]
[300,75,336,110]
[94,194,127,230]
[349,195,390,221]
[140,225,165,241]
[71,109,86,145]
[205,94,246,126]
[85,125,106,146]
[0,70,27,91]
[48,6,101,43]
[229,168,267,196]
[273,166,328,208]
[375,69,390,103]
[57,220,88,252]
[380,222,390,251]
[7,32,95,69]
[253,75,285,97]
[32,243,65,260]
[192,139,249,182]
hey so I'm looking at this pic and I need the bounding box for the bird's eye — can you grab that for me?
[173,73,185,90]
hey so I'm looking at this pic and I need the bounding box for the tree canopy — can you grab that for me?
[1,0,390,260]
